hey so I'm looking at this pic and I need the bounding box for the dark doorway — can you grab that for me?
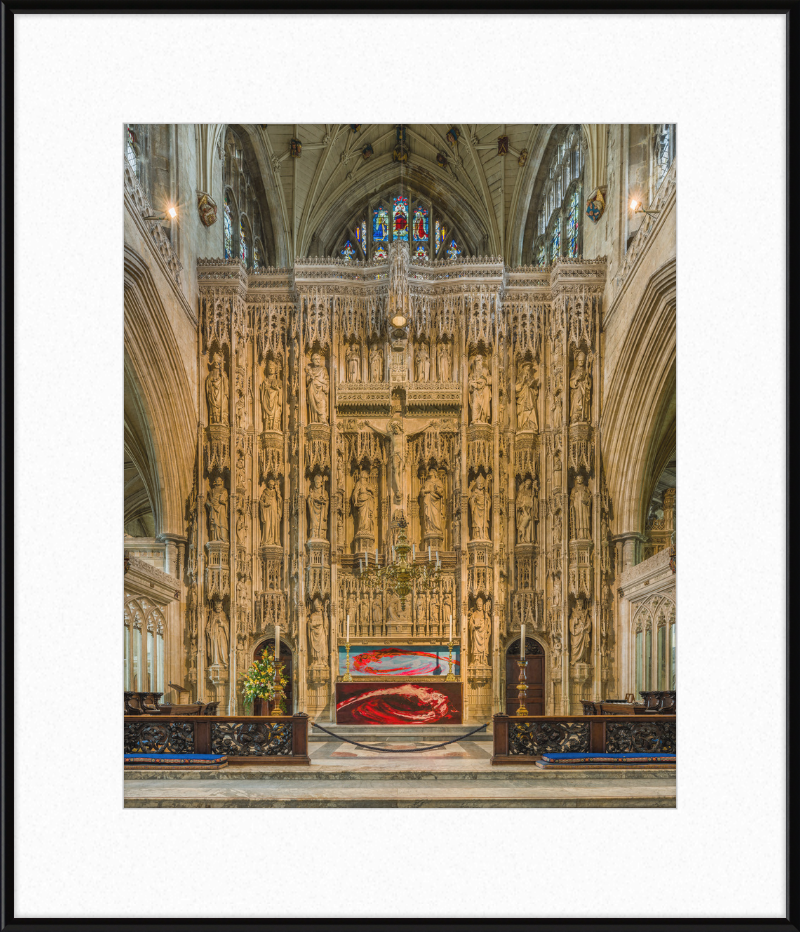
[505,637,544,715]
[254,639,294,713]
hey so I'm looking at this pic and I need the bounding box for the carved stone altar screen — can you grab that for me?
[191,244,610,719]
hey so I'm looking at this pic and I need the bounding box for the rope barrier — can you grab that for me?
[310,721,490,753]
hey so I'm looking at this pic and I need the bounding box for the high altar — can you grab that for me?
[187,242,610,721]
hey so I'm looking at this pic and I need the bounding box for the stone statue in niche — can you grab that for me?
[346,590,358,632]
[259,478,282,546]
[371,597,382,633]
[419,469,445,540]
[236,500,248,548]
[307,597,328,665]
[430,599,441,636]
[438,341,451,382]
[235,447,246,491]
[515,361,539,431]
[570,475,592,540]
[415,594,427,633]
[569,351,592,423]
[531,475,540,542]
[350,468,375,538]
[260,359,282,431]
[346,343,361,383]
[415,343,431,382]
[469,596,490,665]
[306,353,329,424]
[468,474,492,541]
[468,355,492,424]
[442,593,453,632]
[206,476,229,542]
[206,353,229,424]
[307,474,329,540]
[206,598,229,666]
[360,594,370,632]
[369,344,383,382]
[516,478,533,544]
[552,508,563,546]
[570,600,591,663]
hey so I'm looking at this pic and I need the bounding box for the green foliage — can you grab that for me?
[240,648,288,706]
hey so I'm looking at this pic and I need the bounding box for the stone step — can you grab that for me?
[124,776,676,808]
[124,764,676,782]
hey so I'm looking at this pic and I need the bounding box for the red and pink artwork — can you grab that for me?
[335,682,463,725]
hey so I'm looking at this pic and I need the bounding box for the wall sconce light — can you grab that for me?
[143,206,178,222]
[629,198,660,218]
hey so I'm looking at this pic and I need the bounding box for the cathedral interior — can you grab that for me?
[123,122,677,723]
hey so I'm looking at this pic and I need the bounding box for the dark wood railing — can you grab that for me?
[492,714,676,765]
[124,714,310,765]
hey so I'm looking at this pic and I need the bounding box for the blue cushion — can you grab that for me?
[541,752,674,764]
[124,753,226,764]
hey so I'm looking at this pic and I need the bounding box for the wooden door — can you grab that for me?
[505,637,544,715]
[254,640,294,713]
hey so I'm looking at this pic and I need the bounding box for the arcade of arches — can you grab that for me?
[123,123,676,721]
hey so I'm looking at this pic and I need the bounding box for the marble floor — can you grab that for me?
[124,740,676,807]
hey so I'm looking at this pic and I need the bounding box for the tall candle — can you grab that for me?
[275,623,280,660]
[346,614,350,642]
[359,558,363,572]
[428,544,432,561]
[375,547,378,563]
[449,614,453,642]
[520,623,525,656]
[412,543,415,560]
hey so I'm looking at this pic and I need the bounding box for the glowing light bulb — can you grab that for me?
[630,198,640,212]
[167,206,177,219]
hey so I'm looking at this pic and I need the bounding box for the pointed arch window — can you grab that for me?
[446,239,461,260]
[654,123,676,188]
[126,126,138,176]
[341,240,356,261]
[253,238,262,272]
[549,223,561,263]
[224,193,233,260]
[239,216,249,267]
[566,187,581,258]
[373,205,389,245]
[531,126,584,264]
[355,220,367,256]
[392,196,409,241]
[435,220,447,255]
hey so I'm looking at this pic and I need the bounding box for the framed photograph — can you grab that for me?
[5,6,790,927]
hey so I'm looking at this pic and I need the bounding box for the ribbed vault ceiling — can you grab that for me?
[234,123,558,265]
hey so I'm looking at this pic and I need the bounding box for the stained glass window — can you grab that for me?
[549,223,560,263]
[535,243,546,267]
[566,187,580,258]
[240,217,248,266]
[341,240,356,261]
[224,193,233,260]
[392,196,409,241]
[356,220,367,255]
[435,220,447,254]
[373,206,389,244]
[373,242,388,260]
[413,244,428,261]
[446,239,461,260]
[253,240,261,272]
[412,205,429,242]
[126,127,138,176]
[655,124,675,187]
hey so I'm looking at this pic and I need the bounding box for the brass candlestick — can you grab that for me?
[444,641,456,681]
[516,658,529,716]
[342,642,353,682]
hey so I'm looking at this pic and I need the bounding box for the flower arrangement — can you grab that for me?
[241,648,289,712]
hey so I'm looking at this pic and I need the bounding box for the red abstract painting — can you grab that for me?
[335,682,463,725]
